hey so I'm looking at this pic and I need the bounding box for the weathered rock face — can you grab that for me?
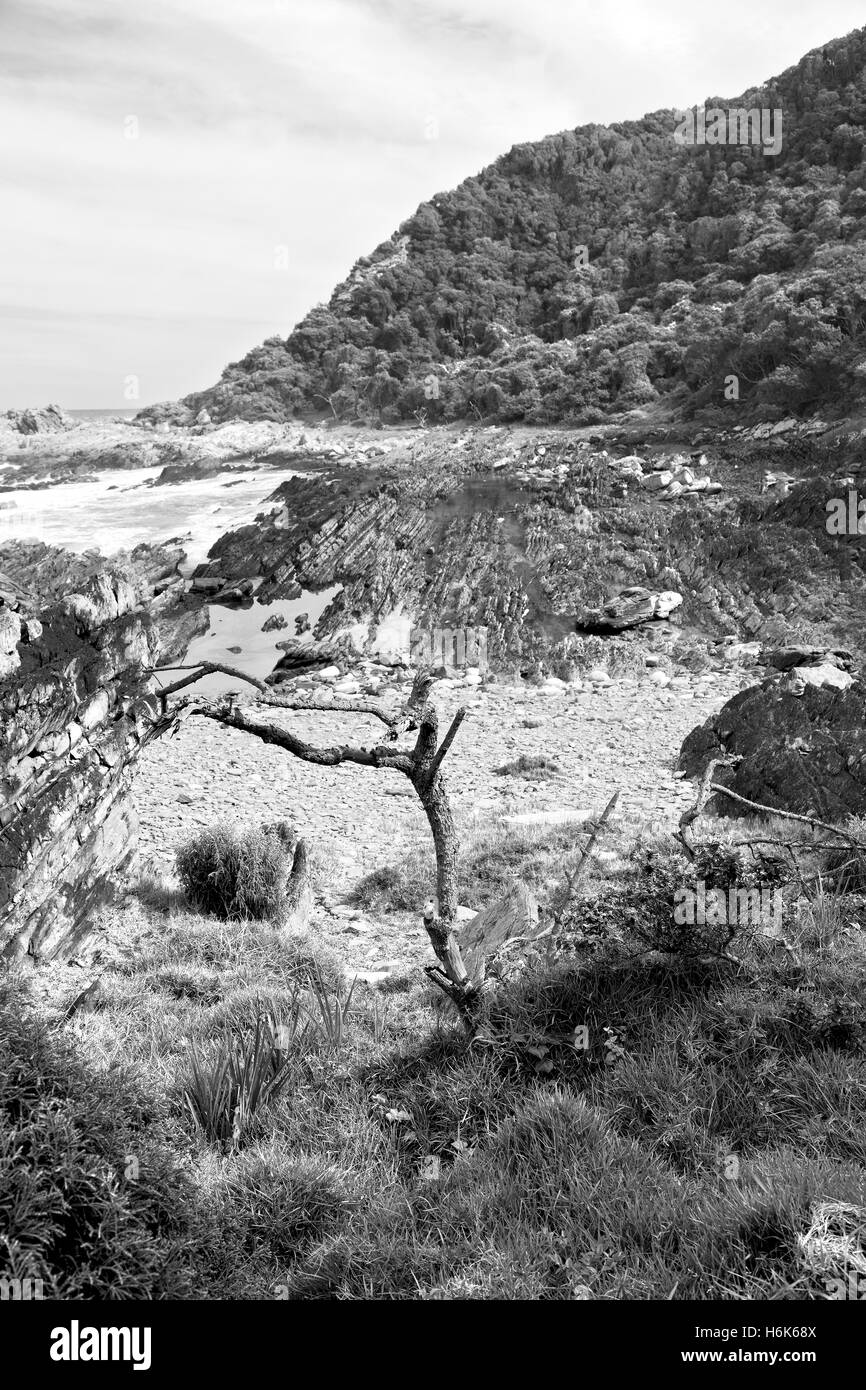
[0,571,167,960]
[1,403,76,435]
[199,431,866,677]
[679,676,866,821]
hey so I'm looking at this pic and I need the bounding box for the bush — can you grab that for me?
[0,979,197,1299]
[176,823,290,921]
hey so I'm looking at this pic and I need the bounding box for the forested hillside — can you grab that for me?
[155,27,866,427]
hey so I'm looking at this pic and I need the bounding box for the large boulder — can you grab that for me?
[679,675,866,821]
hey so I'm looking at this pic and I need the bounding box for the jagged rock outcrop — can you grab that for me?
[1,404,76,435]
[679,675,866,821]
[0,570,169,959]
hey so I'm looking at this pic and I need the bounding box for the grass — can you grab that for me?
[175,822,293,922]
[349,817,595,914]
[3,818,866,1299]
[494,753,562,780]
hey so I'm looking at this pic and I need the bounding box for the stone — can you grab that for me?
[788,663,854,692]
[579,586,682,633]
[640,470,674,491]
[679,676,866,821]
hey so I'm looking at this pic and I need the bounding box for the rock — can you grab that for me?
[612,454,645,479]
[586,667,612,686]
[788,663,854,692]
[640,470,674,491]
[579,586,682,633]
[762,645,854,673]
[3,404,76,435]
[648,670,671,686]
[261,612,288,633]
[0,570,166,959]
[679,676,866,821]
[722,641,762,664]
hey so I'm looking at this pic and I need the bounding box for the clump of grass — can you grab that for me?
[348,844,434,913]
[494,753,561,780]
[459,821,591,909]
[183,1011,296,1149]
[175,823,290,922]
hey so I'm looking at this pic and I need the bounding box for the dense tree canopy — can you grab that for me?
[160,28,866,427]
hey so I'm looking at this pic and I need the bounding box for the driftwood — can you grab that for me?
[456,881,542,988]
[152,661,485,1025]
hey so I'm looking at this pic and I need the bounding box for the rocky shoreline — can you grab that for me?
[1,407,864,965]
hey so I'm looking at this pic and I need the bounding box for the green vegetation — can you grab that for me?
[494,752,562,779]
[155,29,866,429]
[176,823,292,922]
[4,817,864,1299]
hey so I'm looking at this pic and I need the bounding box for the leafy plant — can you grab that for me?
[183,1013,294,1148]
[176,823,291,921]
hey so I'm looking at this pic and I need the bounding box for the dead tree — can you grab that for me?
[153,662,483,1024]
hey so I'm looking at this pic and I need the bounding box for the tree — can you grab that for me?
[153,663,507,1027]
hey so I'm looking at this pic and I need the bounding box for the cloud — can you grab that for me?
[2,0,865,405]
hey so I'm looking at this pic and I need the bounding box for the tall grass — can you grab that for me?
[176,823,291,921]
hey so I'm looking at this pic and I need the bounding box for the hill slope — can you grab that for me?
[147,28,866,428]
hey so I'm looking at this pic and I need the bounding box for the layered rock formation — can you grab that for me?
[197,428,866,677]
[679,673,866,821]
[0,570,168,959]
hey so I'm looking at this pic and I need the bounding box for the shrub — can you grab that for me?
[0,979,197,1299]
[176,823,290,921]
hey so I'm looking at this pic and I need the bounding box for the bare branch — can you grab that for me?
[152,662,271,699]
[151,662,399,726]
[708,783,866,846]
[428,707,468,784]
[198,703,413,775]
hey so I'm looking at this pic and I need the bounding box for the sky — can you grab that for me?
[1,0,864,409]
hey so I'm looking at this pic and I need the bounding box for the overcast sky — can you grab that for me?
[1,0,863,409]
